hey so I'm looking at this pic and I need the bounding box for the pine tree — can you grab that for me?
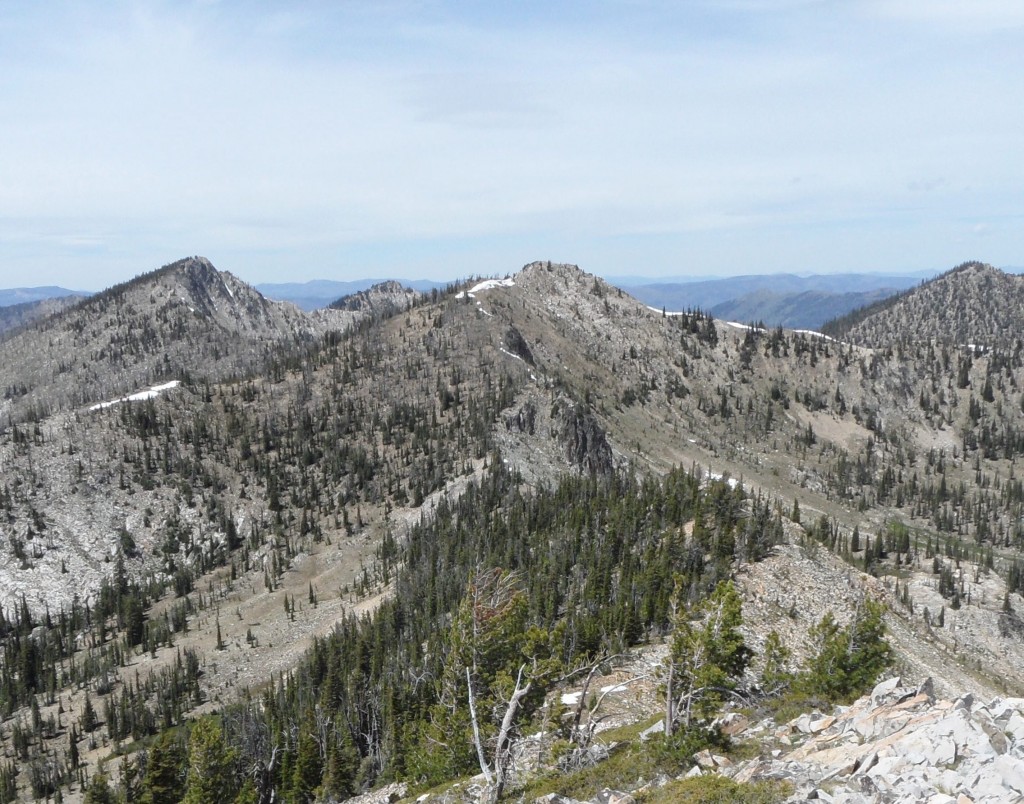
[81,694,98,733]
[799,598,892,703]
[291,714,323,804]
[321,728,360,800]
[83,771,116,804]
[141,729,186,804]
[665,580,750,735]
[760,631,792,694]
[183,717,238,804]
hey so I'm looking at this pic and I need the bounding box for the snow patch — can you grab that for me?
[793,329,836,342]
[90,381,181,411]
[724,321,765,332]
[456,277,515,299]
[707,470,740,490]
[560,681,635,707]
[646,305,686,317]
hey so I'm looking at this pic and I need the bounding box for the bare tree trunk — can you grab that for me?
[490,665,532,804]
[571,663,601,743]
[467,666,494,787]
[665,663,675,738]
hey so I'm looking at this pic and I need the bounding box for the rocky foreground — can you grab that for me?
[704,675,1023,803]
[352,676,1024,803]
[685,675,1024,804]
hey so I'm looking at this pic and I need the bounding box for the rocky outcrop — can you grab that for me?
[328,280,419,317]
[712,676,1024,803]
[551,397,614,477]
[503,325,536,366]
[532,791,635,804]
[505,399,538,435]
[337,781,407,803]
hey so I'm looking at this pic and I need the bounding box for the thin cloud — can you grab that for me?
[0,1,1020,287]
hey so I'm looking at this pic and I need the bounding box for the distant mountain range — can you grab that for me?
[620,272,931,329]
[4,266,1014,332]
[0,286,88,306]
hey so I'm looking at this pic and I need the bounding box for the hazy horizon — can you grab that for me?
[0,262,969,296]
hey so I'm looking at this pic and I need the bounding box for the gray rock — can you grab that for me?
[591,791,635,804]
[954,693,974,711]
[533,795,584,804]
[870,676,902,703]
[993,754,1024,794]
[639,719,665,741]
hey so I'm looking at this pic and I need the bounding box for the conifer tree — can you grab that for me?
[665,580,750,735]
[141,730,186,804]
[83,771,115,804]
[183,717,238,804]
[799,598,892,703]
[291,715,323,804]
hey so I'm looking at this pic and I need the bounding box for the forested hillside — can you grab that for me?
[823,261,1024,347]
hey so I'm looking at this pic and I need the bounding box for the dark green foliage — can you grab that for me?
[140,729,186,804]
[80,694,98,733]
[83,771,116,804]
[665,580,750,734]
[798,599,892,703]
[183,717,239,804]
[290,711,323,803]
[759,631,792,695]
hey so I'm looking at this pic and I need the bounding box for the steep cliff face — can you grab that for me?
[501,393,614,478]
[552,396,615,477]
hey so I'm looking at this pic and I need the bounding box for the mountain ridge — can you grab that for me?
[823,260,1024,347]
[4,257,1024,801]
[0,255,322,422]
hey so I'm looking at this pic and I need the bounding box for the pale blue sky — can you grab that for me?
[1,1,1021,290]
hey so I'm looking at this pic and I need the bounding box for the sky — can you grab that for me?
[0,1,1022,291]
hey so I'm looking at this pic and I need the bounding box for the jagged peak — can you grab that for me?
[369,279,405,293]
[328,279,419,314]
[163,255,216,274]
